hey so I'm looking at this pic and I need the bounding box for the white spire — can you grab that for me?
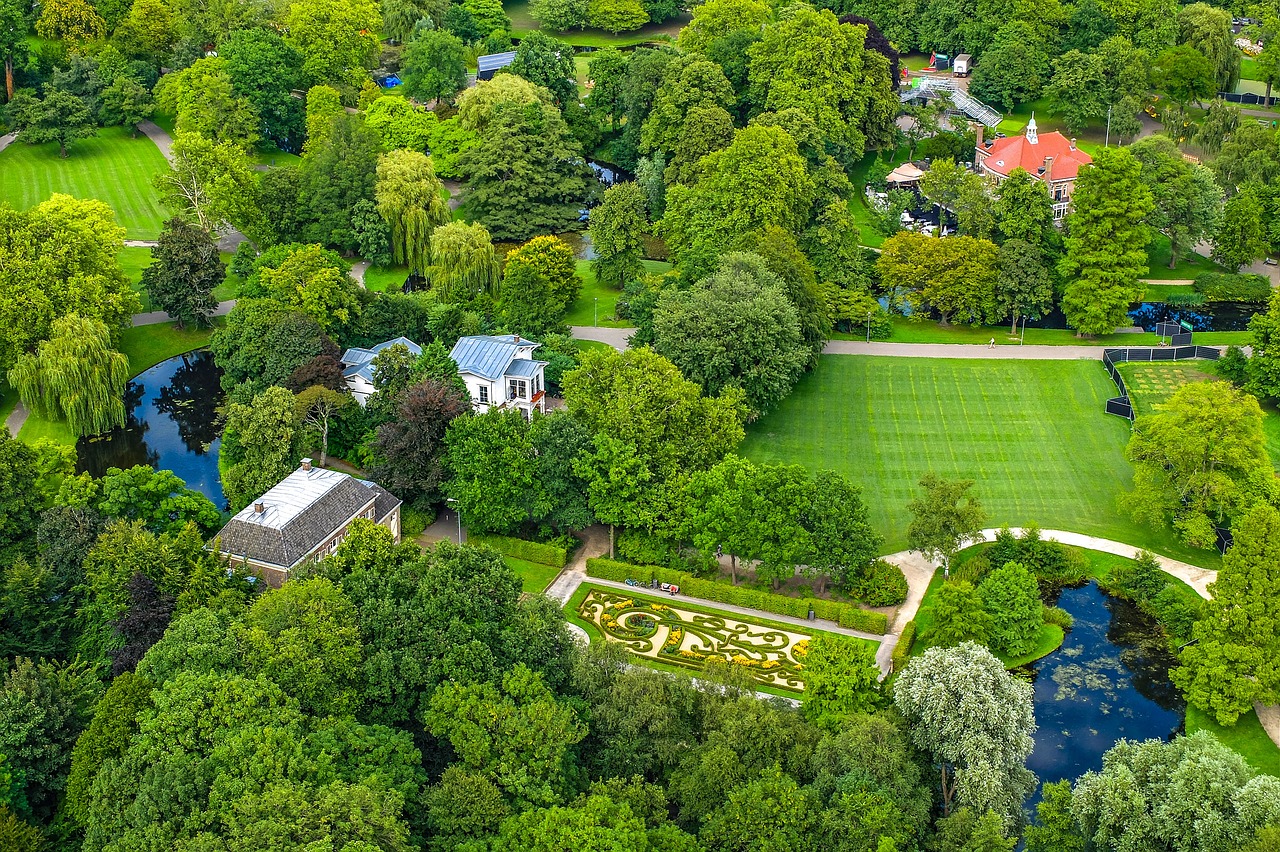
[1026,113,1038,145]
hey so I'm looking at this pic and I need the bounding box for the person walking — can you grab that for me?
[988,337,996,349]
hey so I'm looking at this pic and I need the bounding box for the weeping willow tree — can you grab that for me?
[429,221,502,301]
[375,149,451,275]
[8,314,130,437]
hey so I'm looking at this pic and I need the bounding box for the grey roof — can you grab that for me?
[362,479,402,523]
[477,51,516,73]
[504,358,546,378]
[213,466,378,570]
[449,334,540,381]
[341,337,422,384]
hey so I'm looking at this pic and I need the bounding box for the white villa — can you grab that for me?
[448,334,549,416]
[340,337,423,406]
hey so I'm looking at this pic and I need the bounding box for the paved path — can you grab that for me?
[569,326,631,350]
[123,239,158,248]
[0,132,16,155]
[4,401,28,437]
[1141,278,1195,286]
[823,340,1128,359]
[350,260,370,289]
[135,121,245,252]
[132,299,235,327]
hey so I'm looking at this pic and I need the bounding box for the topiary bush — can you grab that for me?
[846,560,908,607]
[1215,345,1249,386]
[891,620,916,672]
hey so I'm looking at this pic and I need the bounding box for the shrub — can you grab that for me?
[584,558,889,634]
[402,506,432,537]
[951,553,991,586]
[1216,345,1249,386]
[616,529,675,567]
[846,559,908,607]
[1042,604,1074,630]
[1106,550,1167,603]
[1149,585,1203,643]
[1193,271,1271,302]
[1164,290,1206,307]
[470,534,568,568]
[891,620,916,672]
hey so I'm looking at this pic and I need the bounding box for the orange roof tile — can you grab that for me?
[979,130,1092,181]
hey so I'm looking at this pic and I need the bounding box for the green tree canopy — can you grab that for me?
[590,181,649,289]
[402,28,468,105]
[220,385,299,510]
[978,561,1043,657]
[141,217,225,329]
[375,149,450,276]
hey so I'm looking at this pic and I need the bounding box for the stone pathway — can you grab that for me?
[823,340,1134,359]
[350,260,370,289]
[131,299,236,327]
[0,132,16,155]
[569,326,632,351]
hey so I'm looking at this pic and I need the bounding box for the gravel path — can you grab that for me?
[823,340,1129,359]
[569,326,632,350]
[0,132,16,155]
[132,299,236,327]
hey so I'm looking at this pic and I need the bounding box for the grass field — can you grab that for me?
[0,127,169,240]
[564,258,670,327]
[742,356,1214,565]
[1185,705,1280,777]
[363,264,410,293]
[1143,234,1224,280]
[505,0,688,46]
[506,556,561,595]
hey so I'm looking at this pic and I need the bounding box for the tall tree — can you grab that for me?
[801,634,882,731]
[1044,50,1107,136]
[589,181,648,289]
[298,112,383,252]
[8,314,129,437]
[284,0,382,89]
[429,221,501,300]
[375,149,450,276]
[1176,2,1239,92]
[993,168,1056,247]
[978,561,1043,657]
[221,28,306,147]
[141,217,225,329]
[11,86,97,158]
[0,430,39,565]
[504,236,580,316]
[154,57,260,148]
[0,0,27,101]
[970,22,1051,111]
[402,29,468,106]
[1154,44,1216,109]
[509,31,577,107]
[894,642,1037,825]
[294,385,351,467]
[156,132,259,236]
[256,244,361,336]
[876,232,1000,326]
[34,0,104,44]
[1129,135,1223,268]
[1059,147,1154,335]
[371,379,469,509]
[1213,187,1269,272]
[994,239,1053,334]
[1126,380,1272,548]
[220,385,298,510]
[99,74,155,135]
[906,473,987,577]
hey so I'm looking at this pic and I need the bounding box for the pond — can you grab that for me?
[1024,582,1184,796]
[76,350,227,509]
[1022,301,1263,332]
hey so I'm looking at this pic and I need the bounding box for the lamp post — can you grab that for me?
[1020,314,1028,345]
[594,297,598,327]
[866,310,872,343]
[1105,103,1112,147]
[445,497,462,544]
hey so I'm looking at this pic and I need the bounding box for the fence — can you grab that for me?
[1217,91,1275,107]
[1101,346,1222,421]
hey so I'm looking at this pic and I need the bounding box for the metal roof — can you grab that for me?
[449,334,540,381]
[504,358,546,378]
[340,337,422,384]
[477,51,517,73]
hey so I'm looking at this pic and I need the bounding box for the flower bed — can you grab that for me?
[577,587,812,691]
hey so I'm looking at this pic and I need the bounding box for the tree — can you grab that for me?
[457,98,593,241]
[928,808,1017,852]
[970,22,1051,110]
[1248,289,1280,400]
[0,0,28,101]
[156,132,259,236]
[586,47,628,129]
[876,232,1000,326]
[8,314,129,437]
[375,149,450,276]
[587,0,647,33]
[257,244,361,336]
[445,409,546,535]
[977,561,1043,656]
[1063,0,1114,52]
[430,221,501,300]
[1154,44,1216,109]
[639,55,735,164]
[210,299,336,396]
[1023,780,1085,852]
[894,642,1036,824]
[801,469,881,595]
[221,386,298,510]
[284,0,382,89]
[402,29,468,106]
[221,27,306,147]
[906,473,987,577]
[12,86,97,158]
[929,579,992,647]
[1045,50,1107,135]
[154,58,260,148]
[99,74,154,134]
[141,217,224,329]
[801,634,881,731]
[1125,380,1272,548]
[0,431,40,565]
[63,465,221,535]
[994,168,1055,247]
[364,95,437,151]
[295,385,351,466]
[1177,2,1238,92]
[678,0,768,54]
[1256,36,1280,108]
[492,794,652,850]
[699,768,820,851]
[500,263,565,338]
[574,434,650,558]
[424,664,585,808]
[505,235,580,315]
[530,0,587,30]
[510,31,577,107]
[1059,147,1154,335]
[35,0,104,44]
[1213,187,1268,272]
[994,239,1053,334]
[652,252,809,415]
[1130,135,1223,268]
[298,112,383,252]
[590,181,648,289]
[372,379,468,509]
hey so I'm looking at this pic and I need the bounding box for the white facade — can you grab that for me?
[449,334,549,417]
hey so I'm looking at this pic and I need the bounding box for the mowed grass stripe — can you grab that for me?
[0,127,169,239]
[742,355,1211,565]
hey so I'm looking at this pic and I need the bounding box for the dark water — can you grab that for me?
[1024,582,1184,794]
[1026,301,1262,332]
[76,351,226,508]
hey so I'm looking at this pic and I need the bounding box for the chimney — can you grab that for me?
[973,122,984,151]
[301,457,313,471]
[253,502,265,514]
[513,334,521,344]
[1043,156,1054,184]
[1069,137,1077,151]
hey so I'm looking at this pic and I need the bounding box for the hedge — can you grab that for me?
[585,558,888,635]
[891,620,916,673]
[470,534,568,568]
[1193,271,1271,303]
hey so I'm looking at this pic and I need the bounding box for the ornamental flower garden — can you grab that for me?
[577,587,812,690]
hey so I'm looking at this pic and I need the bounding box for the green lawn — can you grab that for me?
[1185,705,1280,777]
[1143,234,1224,280]
[1241,55,1260,82]
[0,126,170,240]
[505,0,688,46]
[847,146,911,249]
[363,264,410,293]
[844,316,1250,347]
[742,356,1216,565]
[564,258,670,327]
[506,556,562,595]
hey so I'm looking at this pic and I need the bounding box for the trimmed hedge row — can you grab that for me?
[585,558,888,635]
[891,620,916,673]
[471,534,568,568]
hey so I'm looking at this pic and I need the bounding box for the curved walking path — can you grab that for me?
[570,326,631,351]
[824,340,1133,359]
[134,121,246,252]
[132,299,236,327]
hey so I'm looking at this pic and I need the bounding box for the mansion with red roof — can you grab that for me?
[974,116,1092,221]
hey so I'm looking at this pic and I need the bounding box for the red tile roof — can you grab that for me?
[979,129,1092,181]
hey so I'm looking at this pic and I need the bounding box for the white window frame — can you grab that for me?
[478,385,489,404]
[508,378,528,400]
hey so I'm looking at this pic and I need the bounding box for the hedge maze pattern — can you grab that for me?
[578,588,811,690]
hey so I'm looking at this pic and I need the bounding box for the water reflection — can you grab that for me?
[1024,582,1184,792]
[76,351,226,508]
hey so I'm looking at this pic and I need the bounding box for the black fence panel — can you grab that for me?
[1099,346,1221,421]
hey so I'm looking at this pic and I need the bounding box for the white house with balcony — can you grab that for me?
[340,337,423,406]
[448,334,548,416]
